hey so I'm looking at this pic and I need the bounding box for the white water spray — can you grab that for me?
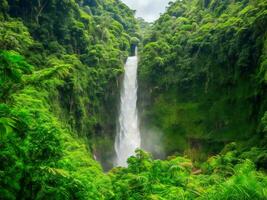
[115,48,140,167]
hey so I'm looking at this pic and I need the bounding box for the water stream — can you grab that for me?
[115,49,141,167]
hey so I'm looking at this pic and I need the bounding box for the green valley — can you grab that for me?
[0,0,267,199]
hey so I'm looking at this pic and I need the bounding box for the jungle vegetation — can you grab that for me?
[139,0,267,160]
[0,0,267,199]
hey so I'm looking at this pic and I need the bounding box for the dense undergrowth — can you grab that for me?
[110,146,267,200]
[1,0,267,199]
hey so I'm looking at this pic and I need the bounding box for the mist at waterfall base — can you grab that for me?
[140,126,165,159]
[115,49,141,167]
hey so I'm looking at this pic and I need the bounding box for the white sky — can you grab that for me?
[121,0,173,22]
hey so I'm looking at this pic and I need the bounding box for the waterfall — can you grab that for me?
[115,48,140,167]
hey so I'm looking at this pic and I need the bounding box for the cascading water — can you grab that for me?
[115,48,141,167]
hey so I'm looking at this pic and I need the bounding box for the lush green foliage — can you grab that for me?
[139,0,267,158]
[1,0,267,199]
[109,147,267,200]
[0,50,112,199]
[0,0,138,198]
[1,0,140,169]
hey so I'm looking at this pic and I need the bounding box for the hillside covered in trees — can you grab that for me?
[0,0,139,198]
[139,0,267,160]
[0,0,267,199]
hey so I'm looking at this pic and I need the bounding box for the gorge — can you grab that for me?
[0,0,267,199]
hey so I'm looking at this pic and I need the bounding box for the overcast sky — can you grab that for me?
[121,0,172,22]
